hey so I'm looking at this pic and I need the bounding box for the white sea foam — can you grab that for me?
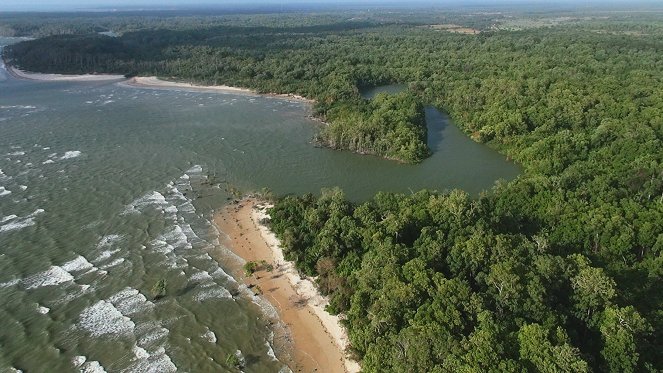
[0,186,11,196]
[244,284,279,319]
[178,201,196,214]
[187,165,203,174]
[125,346,177,373]
[167,185,188,202]
[209,267,235,283]
[6,151,25,156]
[161,225,191,250]
[150,239,174,254]
[94,249,120,263]
[79,300,135,337]
[189,270,213,283]
[202,329,217,343]
[0,278,20,288]
[23,266,74,289]
[266,341,277,361]
[107,288,154,316]
[137,326,169,346]
[62,256,95,273]
[80,360,107,373]
[19,185,27,190]
[100,258,125,270]
[60,151,82,160]
[133,345,150,359]
[234,350,246,368]
[0,209,43,233]
[72,355,86,367]
[180,223,200,241]
[43,159,55,164]
[0,105,36,109]
[123,191,168,214]
[193,283,232,302]
[164,205,178,214]
[1,214,17,223]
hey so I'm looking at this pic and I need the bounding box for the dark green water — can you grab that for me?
[359,83,408,99]
[0,37,519,372]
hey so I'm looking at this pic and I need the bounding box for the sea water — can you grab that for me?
[0,36,519,372]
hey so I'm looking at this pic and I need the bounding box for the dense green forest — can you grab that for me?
[5,8,662,163]
[2,8,662,371]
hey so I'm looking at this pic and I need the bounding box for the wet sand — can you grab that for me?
[213,198,360,373]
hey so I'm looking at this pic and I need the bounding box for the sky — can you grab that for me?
[0,0,657,12]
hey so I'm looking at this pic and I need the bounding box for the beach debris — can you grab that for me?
[243,260,274,277]
[150,278,167,300]
[225,350,245,370]
[243,261,259,276]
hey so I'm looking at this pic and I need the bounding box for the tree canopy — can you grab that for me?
[2,8,662,371]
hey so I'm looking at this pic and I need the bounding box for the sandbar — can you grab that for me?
[123,76,314,103]
[7,65,125,81]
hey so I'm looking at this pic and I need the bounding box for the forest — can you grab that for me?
[2,7,662,371]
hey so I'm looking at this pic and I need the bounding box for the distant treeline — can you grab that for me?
[2,11,663,371]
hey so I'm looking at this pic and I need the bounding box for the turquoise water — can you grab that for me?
[0,36,519,372]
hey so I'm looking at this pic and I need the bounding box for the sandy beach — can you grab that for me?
[7,65,125,81]
[213,198,360,373]
[123,76,258,95]
[3,61,314,103]
[123,76,315,103]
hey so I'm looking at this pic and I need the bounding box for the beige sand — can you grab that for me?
[8,66,125,81]
[123,76,314,103]
[213,198,360,373]
[124,76,257,95]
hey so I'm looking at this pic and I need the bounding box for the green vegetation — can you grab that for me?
[225,351,243,370]
[2,7,662,371]
[270,187,661,372]
[150,278,167,300]
[5,10,663,164]
[243,260,274,276]
[243,261,259,276]
[318,92,429,162]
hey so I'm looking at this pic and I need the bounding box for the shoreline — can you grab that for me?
[2,62,314,104]
[121,76,315,104]
[1,53,316,104]
[6,65,126,81]
[213,198,360,373]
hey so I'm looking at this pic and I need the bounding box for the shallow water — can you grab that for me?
[0,36,519,372]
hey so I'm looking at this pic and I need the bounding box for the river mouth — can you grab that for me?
[0,40,519,372]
